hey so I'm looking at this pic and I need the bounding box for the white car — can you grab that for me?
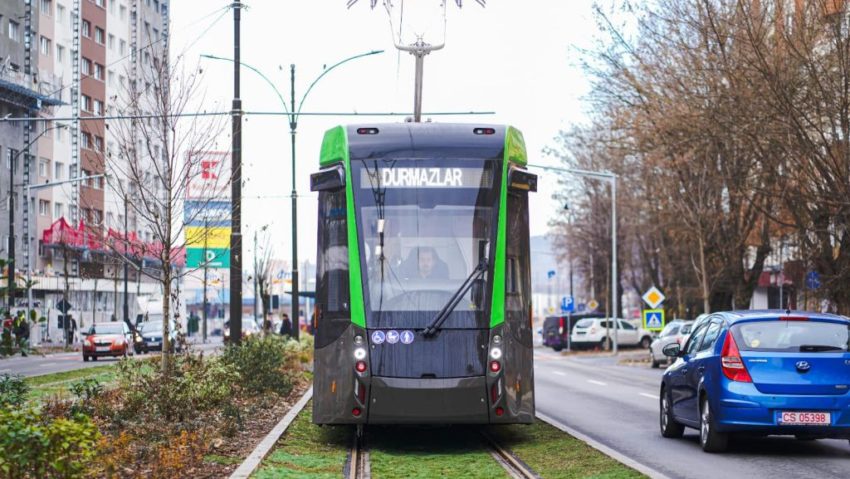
[570,318,654,350]
[648,320,694,368]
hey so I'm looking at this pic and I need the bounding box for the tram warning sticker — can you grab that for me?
[386,330,400,344]
[371,330,386,345]
[400,330,415,345]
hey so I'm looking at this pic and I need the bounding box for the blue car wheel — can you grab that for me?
[660,387,684,438]
[700,397,728,453]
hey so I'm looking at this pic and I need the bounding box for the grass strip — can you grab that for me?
[489,420,645,479]
[368,426,508,479]
[25,365,117,400]
[253,402,349,479]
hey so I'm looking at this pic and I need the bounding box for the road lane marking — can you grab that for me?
[552,371,567,377]
[639,392,659,400]
[587,379,607,386]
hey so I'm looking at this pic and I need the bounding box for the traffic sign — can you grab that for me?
[642,286,666,309]
[577,303,586,312]
[56,299,73,314]
[643,309,665,332]
[547,270,556,279]
[805,271,821,290]
[587,299,599,311]
[561,296,575,313]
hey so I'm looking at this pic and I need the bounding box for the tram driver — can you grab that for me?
[402,247,450,280]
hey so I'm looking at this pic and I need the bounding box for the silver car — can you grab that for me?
[649,320,694,368]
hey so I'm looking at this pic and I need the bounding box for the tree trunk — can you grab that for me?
[698,234,710,314]
[161,264,171,373]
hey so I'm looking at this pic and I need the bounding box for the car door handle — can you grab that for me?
[698,366,705,373]
[681,368,688,374]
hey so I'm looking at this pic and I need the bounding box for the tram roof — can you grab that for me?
[319,123,527,168]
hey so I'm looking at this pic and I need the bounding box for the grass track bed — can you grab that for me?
[25,364,117,400]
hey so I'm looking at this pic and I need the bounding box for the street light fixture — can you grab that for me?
[528,163,620,354]
[200,50,384,340]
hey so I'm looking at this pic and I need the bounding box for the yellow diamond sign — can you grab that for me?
[642,286,666,309]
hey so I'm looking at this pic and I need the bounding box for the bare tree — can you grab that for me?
[104,56,228,372]
[254,227,275,333]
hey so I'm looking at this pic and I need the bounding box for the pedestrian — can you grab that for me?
[279,313,293,338]
[13,312,29,356]
[68,316,78,346]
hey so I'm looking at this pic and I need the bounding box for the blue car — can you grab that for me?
[659,310,850,452]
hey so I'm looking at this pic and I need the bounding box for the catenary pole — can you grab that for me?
[229,1,243,345]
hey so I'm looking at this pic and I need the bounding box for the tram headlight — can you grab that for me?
[492,335,502,345]
[353,335,364,345]
[489,347,503,360]
[354,347,367,360]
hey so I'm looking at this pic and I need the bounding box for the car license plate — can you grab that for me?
[96,346,111,352]
[779,411,831,426]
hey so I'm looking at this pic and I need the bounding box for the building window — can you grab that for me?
[56,126,64,142]
[107,33,114,50]
[108,0,115,14]
[40,36,52,56]
[81,58,92,75]
[107,69,115,86]
[56,43,65,62]
[38,158,49,177]
[8,21,20,42]
[95,27,105,45]
[95,0,105,8]
[94,135,104,152]
[39,200,50,216]
[119,4,126,20]
[119,39,126,55]
[82,94,92,112]
[54,202,63,218]
[94,63,104,80]
[6,149,18,170]
[82,20,91,38]
[55,161,64,179]
[41,0,53,16]
[94,99,104,115]
[56,4,65,23]
[81,132,92,149]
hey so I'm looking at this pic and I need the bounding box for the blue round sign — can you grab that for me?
[400,330,415,345]
[371,330,386,345]
[386,330,400,344]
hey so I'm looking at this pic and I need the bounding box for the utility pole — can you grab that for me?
[202,217,208,343]
[253,229,258,323]
[289,64,300,341]
[228,1,243,345]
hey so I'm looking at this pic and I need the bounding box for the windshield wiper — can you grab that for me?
[422,258,488,338]
[799,344,845,352]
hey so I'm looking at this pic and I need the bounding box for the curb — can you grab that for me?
[536,412,672,479]
[229,385,313,479]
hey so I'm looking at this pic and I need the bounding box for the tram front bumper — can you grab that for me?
[367,376,489,424]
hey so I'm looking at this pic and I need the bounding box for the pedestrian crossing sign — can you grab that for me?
[643,309,665,332]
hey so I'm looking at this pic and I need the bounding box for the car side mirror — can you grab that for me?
[662,343,681,358]
[81,332,89,337]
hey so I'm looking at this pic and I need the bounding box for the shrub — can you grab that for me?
[0,373,29,409]
[222,335,298,396]
[0,408,99,479]
[69,377,103,415]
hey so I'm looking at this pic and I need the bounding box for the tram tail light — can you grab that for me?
[473,127,496,135]
[489,360,501,373]
[355,360,368,373]
[357,127,379,135]
[495,407,504,417]
[352,407,362,417]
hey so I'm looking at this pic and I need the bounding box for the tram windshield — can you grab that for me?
[353,158,498,328]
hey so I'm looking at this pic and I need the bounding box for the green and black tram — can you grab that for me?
[310,123,536,425]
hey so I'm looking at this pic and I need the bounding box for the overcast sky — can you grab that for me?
[169,1,597,267]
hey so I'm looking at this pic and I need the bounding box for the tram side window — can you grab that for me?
[315,189,351,349]
[506,191,532,346]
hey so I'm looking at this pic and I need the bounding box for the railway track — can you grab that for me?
[347,426,370,479]
[481,431,538,479]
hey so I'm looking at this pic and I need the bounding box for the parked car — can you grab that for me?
[570,317,653,350]
[223,318,261,344]
[138,320,180,353]
[82,322,134,361]
[659,310,850,452]
[542,313,605,351]
[649,320,695,368]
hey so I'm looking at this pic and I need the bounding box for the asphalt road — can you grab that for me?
[534,347,850,479]
[0,338,222,377]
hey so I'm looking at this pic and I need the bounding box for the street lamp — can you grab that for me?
[7,122,69,310]
[200,50,384,340]
[528,163,620,354]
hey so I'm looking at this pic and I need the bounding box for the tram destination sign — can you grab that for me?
[360,167,492,189]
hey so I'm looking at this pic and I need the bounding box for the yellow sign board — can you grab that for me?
[185,226,231,249]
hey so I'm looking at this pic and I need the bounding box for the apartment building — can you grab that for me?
[0,0,170,343]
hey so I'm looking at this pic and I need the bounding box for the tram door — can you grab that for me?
[502,170,535,420]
